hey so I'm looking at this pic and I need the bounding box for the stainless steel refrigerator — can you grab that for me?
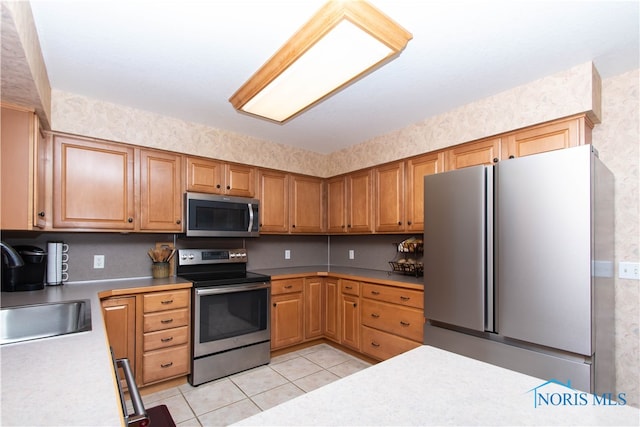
[423,144,614,394]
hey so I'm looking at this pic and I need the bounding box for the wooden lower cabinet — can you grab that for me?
[340,294,360,351]
[324,278,340,342]
[361,325,421,361]
[271,278,304,349]
[304,277,323,339]
[101,287,191,388]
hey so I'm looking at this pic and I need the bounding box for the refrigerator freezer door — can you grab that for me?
[496,145,592,356]
[424,166,488,332]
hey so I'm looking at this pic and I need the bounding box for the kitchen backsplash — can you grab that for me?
[1,232,413,282]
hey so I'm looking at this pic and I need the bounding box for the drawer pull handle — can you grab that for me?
[400,296,410,301]
[345,286,353,290]
[371,313,380,318]
[400,321,411,326]
[370,341,380,348]
[284,285,293,289]
[161,318,174,324]
[160,362,173,368]
[371,290,380,295]
[161,337,174,343]
[161,299,174,305]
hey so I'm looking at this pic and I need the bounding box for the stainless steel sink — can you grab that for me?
[0,300,92,345]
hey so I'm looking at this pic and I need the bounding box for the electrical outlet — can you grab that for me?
[349,249,355,260]
[285,250,291,260]
[619,261,640,280]
[93,255,105,269]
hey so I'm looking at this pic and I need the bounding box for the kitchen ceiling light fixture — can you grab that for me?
[229,0,412,123]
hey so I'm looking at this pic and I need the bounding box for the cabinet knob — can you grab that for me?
[38,211,45,217]
[292,224,296,228]
[341,225,345,229]
[127,217,133,223]
[398,221,402,226]
[509,155,515,159]
[407,221,412,226]
[216,184,221,189]
[226,185,231,190]
[176,219,181,224]
[273,302,277,307]
[492,158,499,163]
[347,224,351,228]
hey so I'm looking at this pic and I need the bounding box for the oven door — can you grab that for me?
[193,282,270,358]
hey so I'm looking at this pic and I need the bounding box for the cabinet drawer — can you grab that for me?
[143,290,190,313]
[361,283,423,309]
[143,308,189,332]
[143,325,189,352]
[271,278,304,295]
[142,344,190,384]
[361,326,421,361]
[361,299,423,341]
[340,279,359,296]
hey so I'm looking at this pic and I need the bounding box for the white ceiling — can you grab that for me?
[29,0,639,155]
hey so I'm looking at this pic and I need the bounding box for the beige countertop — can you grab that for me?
[234,345,640,426]
[0,277,191,427]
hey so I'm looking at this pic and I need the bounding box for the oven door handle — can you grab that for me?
[195,281,271,296]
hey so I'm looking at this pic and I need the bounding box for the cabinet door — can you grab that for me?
[259,169,289,233]
[304,277,324,339]
[327,176,347,233]
[102,297,136,384]
[406,152,445,232]
[347,169,373,233]
[53,135,135,229]
[446,137,501,170]
[271,292,303,349]
[340,294,360,351]
[324,278,340,342]
[1,105,42,230]
[225,163,255,197]
[291,175,324,233]
[139,149,183,231]
[374,162,405,232]
[502,115,591,159]
[185,156,224,194]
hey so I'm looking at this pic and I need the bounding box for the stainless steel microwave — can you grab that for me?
[185,192,260,237]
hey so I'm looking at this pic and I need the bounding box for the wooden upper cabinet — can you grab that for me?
[346,169,373,233]
[1,105,47,230]
[186,156,255,197]
[502,115,593,159]
[374,161,405,233]
[258,169,289,233]
[405,152,445,232]
[327,170,373,233]
[53,135,136,230]
[290,174,324,233]
[327,176,347,233]
[139,149,183,232]
[446,137,502,170]
[226,163,255,197]
[185,156,224,194]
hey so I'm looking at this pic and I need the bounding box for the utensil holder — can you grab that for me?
[152,262,170,279]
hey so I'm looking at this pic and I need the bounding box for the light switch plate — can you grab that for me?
[619,262,639,280]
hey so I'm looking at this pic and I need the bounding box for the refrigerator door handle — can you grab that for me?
[485,166,495,333]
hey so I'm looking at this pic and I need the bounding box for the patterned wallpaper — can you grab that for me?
[51,64,639,407]
[592,68,639,407]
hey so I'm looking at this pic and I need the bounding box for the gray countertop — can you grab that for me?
[0,276,191,427]
[252,266,424,287]
[234,345,640,426]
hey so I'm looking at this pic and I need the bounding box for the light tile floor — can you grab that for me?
[131,344,372,426]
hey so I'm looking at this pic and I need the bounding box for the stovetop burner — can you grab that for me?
[176,248,270,287]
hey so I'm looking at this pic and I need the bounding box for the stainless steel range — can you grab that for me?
[177,248,271,386]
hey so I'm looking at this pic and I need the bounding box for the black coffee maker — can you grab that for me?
[1,244,47,292]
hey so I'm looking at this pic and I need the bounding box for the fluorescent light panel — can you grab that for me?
[229,0,412,123]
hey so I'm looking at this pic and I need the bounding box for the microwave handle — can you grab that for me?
[248,203,254,232]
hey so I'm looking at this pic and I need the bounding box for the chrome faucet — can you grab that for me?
[0,241,24,268]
